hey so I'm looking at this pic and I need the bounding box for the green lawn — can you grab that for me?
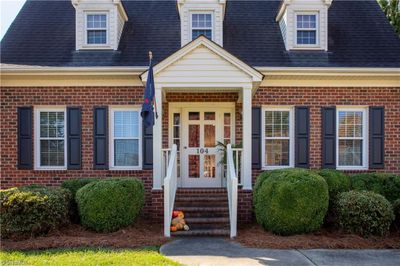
[0,246,180,266]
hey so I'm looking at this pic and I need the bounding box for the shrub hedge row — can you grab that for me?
[0,185,71,239]
[351,173,400,203]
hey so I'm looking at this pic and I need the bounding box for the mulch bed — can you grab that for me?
[236,224,400,249]
[1,220,169,251]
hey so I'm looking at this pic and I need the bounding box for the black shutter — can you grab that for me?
[322,107,336,168]
[17,107,33,169]
[369,107,385,169]
[93,107,108,169]
[295,106,310,168]
[142,125,153,169]
[252,107,262,169]
[67,107,82,170]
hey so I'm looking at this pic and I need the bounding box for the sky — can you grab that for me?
[1,0,26,40]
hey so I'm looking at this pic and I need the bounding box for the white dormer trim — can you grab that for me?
[177,0,226,47]
[276,0,332,51]
[72,0,128,50]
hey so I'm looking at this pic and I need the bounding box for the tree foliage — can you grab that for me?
[379,0,400,36]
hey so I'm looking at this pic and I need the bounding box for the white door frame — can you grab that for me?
[169,102,235,188]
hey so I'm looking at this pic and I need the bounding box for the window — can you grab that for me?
[296,13,317,45]
[173,113,181,177]
[110,108,141,170]
[262,107,294,169]
[191,13,213,40]
[336,108,368,169]
[86,14,107,45]
[35,108,67,169]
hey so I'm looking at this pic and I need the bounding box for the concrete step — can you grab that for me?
[171,229,230,237]
[185,217,230,224]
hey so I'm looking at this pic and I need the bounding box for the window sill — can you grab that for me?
[34,167,67,171]
[291,46,324,51]
[109,167,143,171]
[79,45,113,50]
[336,166,368,171]
[263,165,293,171]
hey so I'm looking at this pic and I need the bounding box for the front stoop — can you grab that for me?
[172,188,230,236]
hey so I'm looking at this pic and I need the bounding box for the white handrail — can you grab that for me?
[226,144,238,238]
[163,144,178,237]
[231,148,243,185]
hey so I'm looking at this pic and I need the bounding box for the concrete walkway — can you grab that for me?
[160,237,400,266]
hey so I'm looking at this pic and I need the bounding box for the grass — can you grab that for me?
[0,246,180,266]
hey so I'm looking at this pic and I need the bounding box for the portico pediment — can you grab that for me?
[141,36,263,91]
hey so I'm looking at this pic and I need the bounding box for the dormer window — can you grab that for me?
[72,0,128,50]
[86,14,107,45]
[191,13,213,40]
[295,13,318,46]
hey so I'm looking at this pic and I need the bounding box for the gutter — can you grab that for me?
[1,65,399,77]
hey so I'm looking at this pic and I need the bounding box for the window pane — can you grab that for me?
[339,140,362,166]
[87,14,106,29]
[297,15,316,29]
[189,125,200,147]
[189,155,200,178]
[204,155,216,178]
[204,125,215,147]
[173,113,180,125]
[338,111,363,138]
[189,112,200,120]
[114,139,139,166]
[265,139,290,166]
[87,30,107,44]
[265,110,290,138]
[224,113,231,125]
[297,30,316,45]
[173,126,180,139]
[114,111,139,138]
[40,140,64,166]
[204,112,215,120]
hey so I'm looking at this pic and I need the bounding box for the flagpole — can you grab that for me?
[149,51,159,119]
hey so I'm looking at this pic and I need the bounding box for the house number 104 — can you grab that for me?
[197,148,209,154]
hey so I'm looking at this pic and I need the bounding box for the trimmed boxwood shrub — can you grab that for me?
[317,169,351,225]
[337,190,394,237]
[0,185,71,239]
[253,169,284,211]
[76,178,144,232]
[351,173,400,202]
[392,199,400,230]
[61,178,99,223]
[254,168,329,235]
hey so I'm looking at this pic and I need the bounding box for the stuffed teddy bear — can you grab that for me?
[170,210,190,232]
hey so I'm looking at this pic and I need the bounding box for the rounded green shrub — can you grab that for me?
[392,199,400,230]
[351,173,400,202]
[337,190,394,237]
[61,178,99,223]
[76,178,144,232]
[0,185,71,239]
[254,168,329,235]
[253,169,284,215]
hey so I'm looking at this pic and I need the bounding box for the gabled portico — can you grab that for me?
[141,36,263,191]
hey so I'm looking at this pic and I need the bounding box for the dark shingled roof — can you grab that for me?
[1,0,400,68]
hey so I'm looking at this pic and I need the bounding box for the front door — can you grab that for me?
[181,108,233,187]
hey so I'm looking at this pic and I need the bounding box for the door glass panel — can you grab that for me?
[189,112,200,120]
[189,155,200,178]
[204,155,215,178]
[204,124,215,147]
[204,112,215,120]
[188,125,200,147]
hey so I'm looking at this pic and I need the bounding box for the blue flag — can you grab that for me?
[141,59,157,128]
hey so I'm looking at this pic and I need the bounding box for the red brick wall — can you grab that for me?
[253,86,400,177]
[2,86,399,223]
[0,86,157,217]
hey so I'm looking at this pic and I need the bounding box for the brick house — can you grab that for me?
[1,0,399,237]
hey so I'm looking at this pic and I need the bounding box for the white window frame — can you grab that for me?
[336,107,369,170]
[109,106,142,170]
[85,12,109,47]
[294,11,319,48]
[262,106,295,170]
[190,11,214,41]
[34,106,67,170]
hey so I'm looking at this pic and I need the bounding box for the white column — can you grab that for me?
[153,86,163,190]
[242,86,252,190]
